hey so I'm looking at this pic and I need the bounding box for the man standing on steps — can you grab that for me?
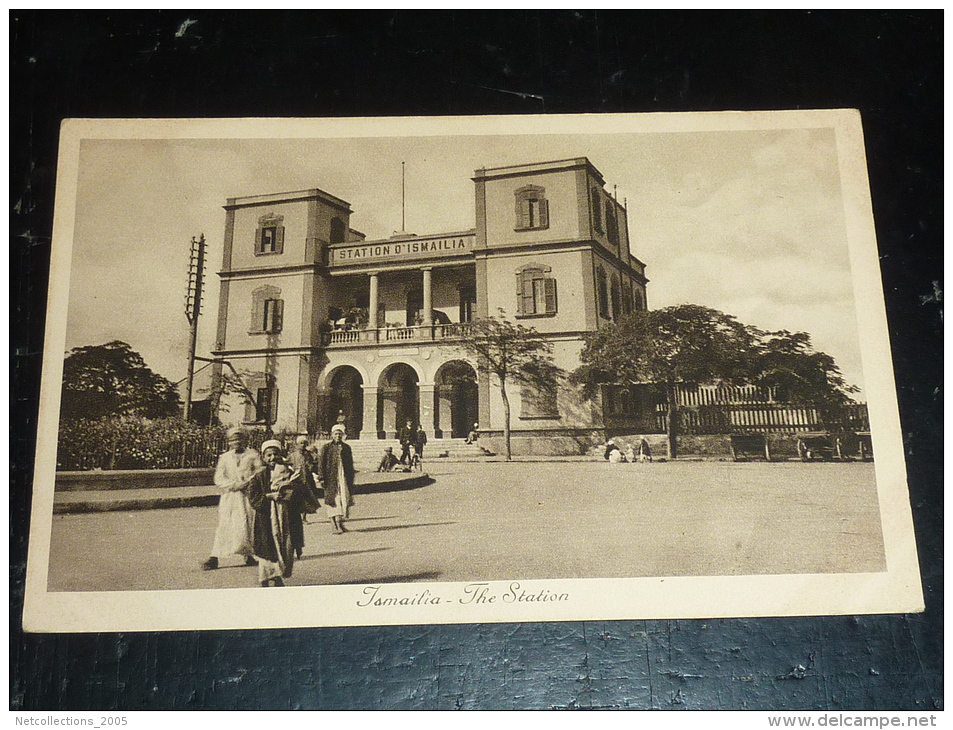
[397,419,415,465]
[414,423,428,470]
[202,427,262,570]
[316,424,355,535]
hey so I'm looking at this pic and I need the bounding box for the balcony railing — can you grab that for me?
[324,322,473,347]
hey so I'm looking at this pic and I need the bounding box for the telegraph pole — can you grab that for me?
[184,234,206,421]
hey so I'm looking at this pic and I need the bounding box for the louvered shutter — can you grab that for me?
[538,198,550,228]
[275,226,285,254]
[521,272,536,314]
[544,277,557,313]
[274,299,284,332]
[515,196,529,229]
[255,224,264,254]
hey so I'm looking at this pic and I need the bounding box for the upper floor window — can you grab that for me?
[610,274,622,321]
[597,267,610,320]
[516,264,557,318]
[592,188,603,233]
[255,213,285,256]
[251,285,283,334]
[514,185,550,231]
[634,288,646,312]
[605,203,619,247]
[622,285,634,316]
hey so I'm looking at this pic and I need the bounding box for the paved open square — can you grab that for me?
[46,460,886,592]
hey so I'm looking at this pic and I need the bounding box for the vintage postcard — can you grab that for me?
[24,112,923,632]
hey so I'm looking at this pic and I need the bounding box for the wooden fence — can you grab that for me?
[654,402,870,435]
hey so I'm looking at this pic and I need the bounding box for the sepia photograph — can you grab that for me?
[24,111,922,632]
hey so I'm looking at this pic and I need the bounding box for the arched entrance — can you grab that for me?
[435,360,479,438]
[378,363,419,437]
[328,366,364,437]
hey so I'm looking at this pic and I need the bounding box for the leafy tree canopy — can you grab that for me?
[572,305,858,458]
[573,304,756,394]
[60,340,182,421]
[457,312,564,460]
[749,329,858,408]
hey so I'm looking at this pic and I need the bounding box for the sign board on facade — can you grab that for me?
[330,234,475,266]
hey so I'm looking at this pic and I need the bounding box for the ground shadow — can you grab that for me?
[302,547,391,561]
[351,521,456,534]
[339,571,443,585]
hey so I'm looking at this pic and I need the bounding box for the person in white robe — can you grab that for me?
[202,428,262,571]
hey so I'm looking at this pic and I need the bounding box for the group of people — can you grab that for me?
[603,436,653,464]
[377,419,428,472]
[201,424,356,587]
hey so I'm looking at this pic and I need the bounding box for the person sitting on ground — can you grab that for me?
[603,438,622,462]
[377,446,400,473]
[465,423,480,444]
[636,435,653,463]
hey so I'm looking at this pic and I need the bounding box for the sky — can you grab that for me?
[63,123,866,396]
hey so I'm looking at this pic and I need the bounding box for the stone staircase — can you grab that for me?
[346,438,493,469]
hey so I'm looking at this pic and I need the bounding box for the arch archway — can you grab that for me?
[327,366,364,437]
[378,363,419,437]
[435,360,479,439]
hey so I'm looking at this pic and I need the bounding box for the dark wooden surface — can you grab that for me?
[11,11,941,711]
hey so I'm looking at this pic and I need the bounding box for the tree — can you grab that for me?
[573,305,858,458]
[456,312,564,461]
[60,340,181,421]
[573,305,758,459]
[750,329,859,412]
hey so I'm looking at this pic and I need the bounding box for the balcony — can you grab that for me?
[324,322,473,347]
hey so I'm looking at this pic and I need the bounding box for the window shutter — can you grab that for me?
[274,299,284,332]
[539,198,549,228]
[275,226,285,254]
[521,273,536,314]
[544,277,557,313]
[515,197,528,229]
[255,225,264,254]
[269,388,279,423]
[251,294,260,332]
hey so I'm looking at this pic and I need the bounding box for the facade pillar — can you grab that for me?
[435,384,453,438]
[422,268,432,325]
[361,385,380,440]
[368,272,379,329]
[418,383,437,437]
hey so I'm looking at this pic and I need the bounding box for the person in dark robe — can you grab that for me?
[316,424,356,534]
[248,440,301,587]
[288,435,320,555]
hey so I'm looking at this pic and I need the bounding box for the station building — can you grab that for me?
[210,157,649,453]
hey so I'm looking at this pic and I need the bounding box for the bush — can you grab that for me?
[56,416,233,471]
